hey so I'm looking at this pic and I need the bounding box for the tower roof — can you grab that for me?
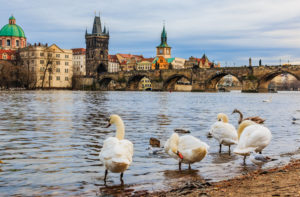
[92,16,102,34]
[157,24,171,48]
[0,16,26,38]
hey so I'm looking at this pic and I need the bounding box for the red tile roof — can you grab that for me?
[72,48,86,55]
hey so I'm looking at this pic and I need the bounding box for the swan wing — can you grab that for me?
[210,122,238,145]
[234,125,271,155]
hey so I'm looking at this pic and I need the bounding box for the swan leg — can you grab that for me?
[188,164,191,170]
[178,161,182,171]
[219,144,222,153]
[243,156,247,165]
[120,172,124,185]
[104,169,108,184]
[228,145,231,155]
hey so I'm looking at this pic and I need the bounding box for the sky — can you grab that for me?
[1,0,300,66]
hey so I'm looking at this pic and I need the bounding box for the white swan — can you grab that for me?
[99,115,134,184]
[209,113,238,154]
[263,96,272,102]
[164,133,209,170]
[233,120,272,165]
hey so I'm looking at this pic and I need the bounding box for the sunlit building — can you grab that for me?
[108,55,120,73]
[20,43,73,88]
[139,77,152,90]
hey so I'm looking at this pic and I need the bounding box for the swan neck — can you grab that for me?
[237,121,253,139]
[237,111,243,124]
[170,133,179,153]
[115,120,125,140]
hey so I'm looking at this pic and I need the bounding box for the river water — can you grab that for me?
[0,91,300,196]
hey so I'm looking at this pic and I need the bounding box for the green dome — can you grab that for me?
[9,16,16,20]
[0,24,26,38]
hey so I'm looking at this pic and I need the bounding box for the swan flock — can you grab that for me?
[99,111,272,184]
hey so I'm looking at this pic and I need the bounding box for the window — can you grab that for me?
[48,53,52,57]
[65,68,68,73]
[31,52,34,56]
[49,76,52,80]
[40,76,44,80]
[40,53,44,57]
[65,77,69,81]
[56,68,60,73]
[16,40,19,47]
[56,61,60,65]
[2,54,7,60]
[31,67,34,72]
[40,60,44,64]
[0,39,2,46]
[65,55,69,58]
[40,67,45,72]
[65,62,69,66]
[31,60,34,64]
[7,39,10,46]
[56,54,60,58]
[56,76,60,80]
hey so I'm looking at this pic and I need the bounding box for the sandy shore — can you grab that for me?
[149,159,300,197]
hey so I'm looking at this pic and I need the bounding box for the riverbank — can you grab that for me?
[150,159,300,197]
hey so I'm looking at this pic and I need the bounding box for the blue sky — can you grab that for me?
[1,0,300,66]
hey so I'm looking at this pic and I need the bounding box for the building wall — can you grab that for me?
[138,77,152,90]
[108,61,120,72]
[0,36,26,50]
[137,61,152,70]
[156,47,171,59]
[73,53,86,76]
[20,44,73,88]
[152,56,170,70]
[171,57,185,69]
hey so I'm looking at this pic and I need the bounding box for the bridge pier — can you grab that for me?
[241,80,259,93]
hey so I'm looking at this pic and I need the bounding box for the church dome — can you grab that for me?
[0,16,26,38]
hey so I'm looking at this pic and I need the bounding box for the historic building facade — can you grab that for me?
[0,15,27,60]
[152,25,173,70]
[85,15,109,77]
[108,55,120,73]
[19,44,73,88]
[72,48,86,76]
[156,25,171,59]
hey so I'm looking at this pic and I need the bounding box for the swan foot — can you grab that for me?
[104,169,108,184]
[179,162,182,171]
[219,144,222,153]
[120,172,124,185]
[188,164,191,170]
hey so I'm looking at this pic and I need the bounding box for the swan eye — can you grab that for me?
[218,119,222,121]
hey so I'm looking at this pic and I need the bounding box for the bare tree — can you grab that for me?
[41,48,55,89]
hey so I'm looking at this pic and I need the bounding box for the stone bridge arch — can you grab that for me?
[127,74,151,91]
[163,74,191,91]
[205,72,243,92]
[98,77,118,90]
[258,70,300,92]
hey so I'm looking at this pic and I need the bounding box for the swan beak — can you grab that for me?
[105,123,111,128]
[177,151,183,160]
[0,160,3,164]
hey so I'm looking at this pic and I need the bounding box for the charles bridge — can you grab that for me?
[92,65,300,92]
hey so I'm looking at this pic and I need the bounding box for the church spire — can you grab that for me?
[157,23,170,48]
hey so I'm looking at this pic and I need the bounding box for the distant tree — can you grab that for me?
[41,48,55,89]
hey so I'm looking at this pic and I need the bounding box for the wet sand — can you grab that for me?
[150,159,300,197]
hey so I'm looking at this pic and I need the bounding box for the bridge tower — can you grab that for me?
[85,14,109,77]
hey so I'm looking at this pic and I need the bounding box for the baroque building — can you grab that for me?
[20,43,73,89]
[85,15,109,77]
[0,15,27,60]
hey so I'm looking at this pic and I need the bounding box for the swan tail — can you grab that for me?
[233,147,256,156]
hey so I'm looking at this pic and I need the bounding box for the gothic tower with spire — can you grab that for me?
[85,15,109,76]
[156,24,171,59]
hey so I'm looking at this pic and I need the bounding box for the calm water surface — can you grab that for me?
[0,91,300,196]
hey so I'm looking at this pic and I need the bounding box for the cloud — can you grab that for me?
[1,0,300,65]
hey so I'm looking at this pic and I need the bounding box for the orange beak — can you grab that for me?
[177,152,183,160]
